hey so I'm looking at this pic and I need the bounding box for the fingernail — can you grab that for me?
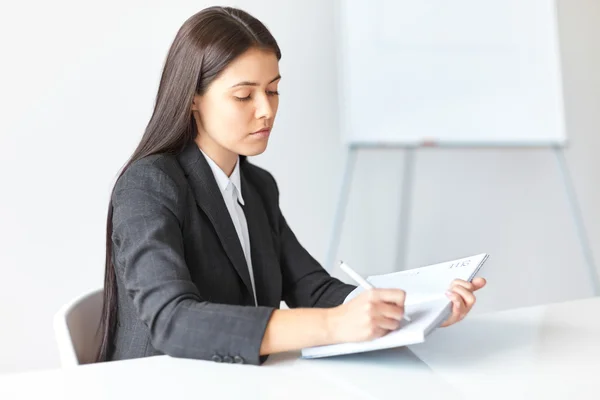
[445,291,453,298]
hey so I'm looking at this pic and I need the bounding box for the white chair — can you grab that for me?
[53,288,104,367]
[53,293,287,367]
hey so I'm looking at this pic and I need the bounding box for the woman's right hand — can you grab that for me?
[326,288,407,344]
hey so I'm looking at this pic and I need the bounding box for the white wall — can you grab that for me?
[0,0,348,374]
[0,0,598,375]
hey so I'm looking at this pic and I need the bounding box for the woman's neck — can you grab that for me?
[194,137,238,177]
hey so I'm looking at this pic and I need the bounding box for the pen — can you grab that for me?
[339,261,411,323]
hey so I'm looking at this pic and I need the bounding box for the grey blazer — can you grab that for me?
[108,142,355,365]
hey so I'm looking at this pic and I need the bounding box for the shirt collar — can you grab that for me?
[199,149,245,205]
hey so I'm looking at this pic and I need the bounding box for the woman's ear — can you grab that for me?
[191,95,201,112]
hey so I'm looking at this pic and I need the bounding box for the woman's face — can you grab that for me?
[192,47,280,168]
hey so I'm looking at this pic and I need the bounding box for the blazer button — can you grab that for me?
[223,356,233,363]
[212,355,223,363]
[233,356,244,364]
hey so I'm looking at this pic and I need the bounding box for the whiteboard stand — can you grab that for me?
[553,145,600,295]
[325,143,600,296]
[325,143,418,274]
[393,146,416,272]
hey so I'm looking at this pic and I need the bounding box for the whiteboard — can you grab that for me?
[337,0,566,146]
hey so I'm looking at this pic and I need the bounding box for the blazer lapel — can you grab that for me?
[241,169,281,307]
[177,142,254,300]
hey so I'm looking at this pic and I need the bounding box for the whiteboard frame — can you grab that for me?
[335,0,569,147]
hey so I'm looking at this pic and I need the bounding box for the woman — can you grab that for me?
[98,6,486,365]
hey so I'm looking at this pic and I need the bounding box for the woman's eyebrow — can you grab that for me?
[230,74,281,88]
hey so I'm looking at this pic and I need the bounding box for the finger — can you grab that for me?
[450,279,474,291]
[370,327,391,340]
[371,288,406,306]
[451,278,486,292]
[440,294,462,327]
[374,315,401,331]
[375,302,405,321]
[450,285,476,309]
[446,290,467,319]
[471,277,487,290]
[440,315,458,328]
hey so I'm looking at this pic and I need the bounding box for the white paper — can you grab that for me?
[301,253,489,359]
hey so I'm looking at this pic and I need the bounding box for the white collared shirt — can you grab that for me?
[200,150,258,306]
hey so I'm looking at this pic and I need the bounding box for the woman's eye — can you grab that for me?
[234,90,279,102]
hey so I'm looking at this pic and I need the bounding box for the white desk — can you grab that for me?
[0,348,458,400]
[1,297,599,400]
[409,295,600,399]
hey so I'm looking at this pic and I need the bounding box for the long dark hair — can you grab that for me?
[96,6,281,362]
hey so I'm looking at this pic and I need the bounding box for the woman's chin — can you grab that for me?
[239,142,269,157]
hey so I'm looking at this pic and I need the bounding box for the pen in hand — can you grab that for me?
[339,261,412,323]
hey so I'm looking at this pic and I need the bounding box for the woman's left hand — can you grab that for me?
[440,277,486,327]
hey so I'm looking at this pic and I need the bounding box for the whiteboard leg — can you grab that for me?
[554,146,600,295]
[394,147,416,271]
[325,146,358,271]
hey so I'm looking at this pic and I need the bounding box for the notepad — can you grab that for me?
[301,253,489,359]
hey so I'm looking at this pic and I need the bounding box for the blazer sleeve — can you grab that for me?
[266,176,357,308]
[111,160,275,365]
[279,211,356,308]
